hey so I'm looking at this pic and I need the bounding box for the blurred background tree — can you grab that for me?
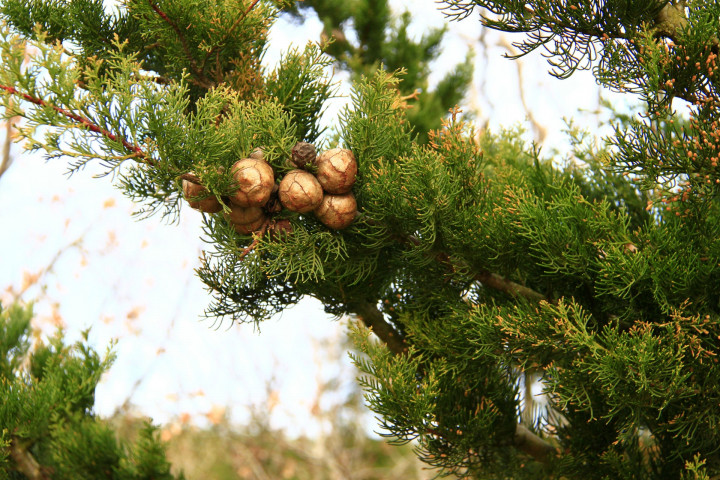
[0,302,180,479]
[286,0,475,143]
[0,299,437,479]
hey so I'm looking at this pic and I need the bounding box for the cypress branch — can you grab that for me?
[0,84,146,158]
[403,231,548,302]
[9,438,50,480]
[199,0,261,73]
[348,298,556,464]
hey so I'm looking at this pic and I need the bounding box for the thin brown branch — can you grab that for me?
[497,35,547,143]
[515,423,557,461]
[475,270,547,302]
[9,438,51,480]
[0,83,214,204]
[349,300,408,355]
[200,0,261,74]
[12,236,85,302]
[403,233,547,302]
[147,0,214,89]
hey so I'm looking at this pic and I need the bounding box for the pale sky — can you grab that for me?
[0,0,626,437]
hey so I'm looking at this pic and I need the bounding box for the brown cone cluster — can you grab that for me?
[180,142,359,235]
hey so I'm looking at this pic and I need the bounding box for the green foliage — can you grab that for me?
[264,42,336,142]
[0,302,181,479]
[0,17,334,220]
[1,0,274,100]
[0,0,151,69]
[0,302,31,380]
[351,323,525,478]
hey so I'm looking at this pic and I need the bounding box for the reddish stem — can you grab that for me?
[243,0,261,17]
[0,84,146,159]
[237,219,268,261]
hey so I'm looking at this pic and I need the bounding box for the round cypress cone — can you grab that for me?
[278,170,323,213]
[232,214,267,235]
[226,204,264,225]
[314,192,357,230]
[290,142,317,168]
[231,158,275,207]
[182,179,222,213]
[316,148,357,194]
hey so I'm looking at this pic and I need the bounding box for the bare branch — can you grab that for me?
[496,35,547,143]
[474,270,547,302]
[514,423,557,461]
[349,300,408,355]
[654,1,689,42]
[9,438,51,480]
[11,236,85,303]
[403,232,547,302]
[0,114,14,180]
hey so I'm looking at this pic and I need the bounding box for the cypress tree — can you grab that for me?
[2,0,720,478]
